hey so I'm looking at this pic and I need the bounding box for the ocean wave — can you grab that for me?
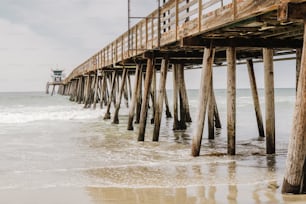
[0,106,104,124]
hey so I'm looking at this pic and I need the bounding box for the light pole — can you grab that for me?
[128,0,161,50]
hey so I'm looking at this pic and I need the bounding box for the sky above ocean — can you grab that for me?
[0,0,297,92]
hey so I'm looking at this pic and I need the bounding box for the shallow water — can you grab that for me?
[0,90,305,203]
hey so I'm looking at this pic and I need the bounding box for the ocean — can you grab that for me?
[0,89,306,203]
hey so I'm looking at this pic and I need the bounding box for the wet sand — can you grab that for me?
[1,184,306,204]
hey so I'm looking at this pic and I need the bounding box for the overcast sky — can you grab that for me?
[0,0,296,92]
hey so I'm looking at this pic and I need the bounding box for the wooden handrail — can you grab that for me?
[64,0,287,83]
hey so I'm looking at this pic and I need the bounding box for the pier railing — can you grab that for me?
[65,0,283,82]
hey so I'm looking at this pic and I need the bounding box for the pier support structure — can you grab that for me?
[282,19,306,194]
[138,58,154,141]
[113,68,128,124]
[247,59,265,138]
[127,64,141,130]
[153,57,169,141]
[263,48,275,154]
[104,71,117,119]
[227,47,236,155]
[192,47,215,157]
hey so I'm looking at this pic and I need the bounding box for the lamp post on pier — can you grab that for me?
[127,0,161,50]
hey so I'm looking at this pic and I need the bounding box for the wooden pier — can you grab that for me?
[55,0,306,194]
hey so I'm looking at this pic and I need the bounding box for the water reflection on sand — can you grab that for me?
[85,152,306,204]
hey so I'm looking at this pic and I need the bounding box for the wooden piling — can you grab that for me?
[150,68,157,124]
[59,85,65,95]
[75,80,80,101]
[296,48,302,92]
[113,68,128,124]
[100,72,105,108]
[282,21,306,194]
[78,76,85,104]
[164,91,172,118]
[127,64,141,130]
[84,75,93,108]
[135,68,143,124]
[138,58,154,141]
[227,47,236,155]
[51,84,56,96]
[104,71,117,120]
[179,63,192,123]
[81,77,86,103]
[153,58,169,141]
[83,76,89,107]
[102,72,108,107]
[247,59,265,138]
[57,85,61,95]
[172,64,179,130]
[177,64,187,130]
[212,90,222,129]
[89,75,96,108]
[46,83,49,94]
[93,71,99,109]
[208,72,215,140]
[191,47,215,157]
[76,78,80,103]
[123,73,130,108]
[263,48,275,154]
[69,80,77,101]
[106,73,113,105]
[128,73,132,99]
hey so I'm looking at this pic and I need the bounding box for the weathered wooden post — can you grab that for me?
[212,90,222,129]
[51,85,56,96]
[138,58,154,141]
[153,57,169,141]
[296,48,302,92]
[282,20,306,194]
[164,91,172,118]
[93,71,99,109]
[247,59,265,138]
[172,64,179,130]
[127,64,141,130]
[178,63,192,123]
[123,73,130,108]
[127,73,132,99]
[104,71,117,120]
[46,83,49,94]
[113,68,128,124]
[208,72,215,140]
[103,72,109,107]
[192,47,215,157]
[177,64,187,130]
[227,47,236,155]
[150,68,157,124]
[83,75,90,107]
[263,48,275,154]
[84,75,94,108]
[135,69,143,124]
[100,71,106,108]
[76,77,83,104]
[81,76,86,104]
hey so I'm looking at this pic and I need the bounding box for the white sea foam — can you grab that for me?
[0,105,104,124]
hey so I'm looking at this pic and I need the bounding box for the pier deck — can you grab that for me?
[64,0,304,81]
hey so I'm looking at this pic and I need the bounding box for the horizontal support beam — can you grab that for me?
[181,37,303,49]
[278,2,306,22]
